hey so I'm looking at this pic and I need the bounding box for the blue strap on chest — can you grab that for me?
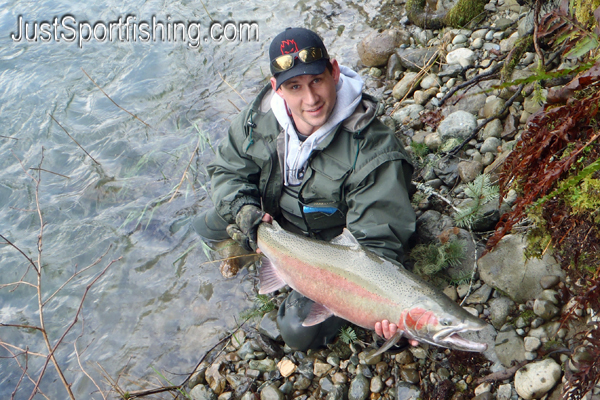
[302,205,338,215]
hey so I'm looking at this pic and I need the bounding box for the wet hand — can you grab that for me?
[375,320,398,339]
[375,320,419,346]
[255,213,272,254]
[228,205,265,251]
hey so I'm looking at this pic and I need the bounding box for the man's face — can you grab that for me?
[271,59,340,136]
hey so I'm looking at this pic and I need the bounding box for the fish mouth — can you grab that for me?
[431,325,488,352]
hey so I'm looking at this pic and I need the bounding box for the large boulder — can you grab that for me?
[478,234,565,302]
[358,29,410,67]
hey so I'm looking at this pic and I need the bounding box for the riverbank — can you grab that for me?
[179,0,600,399]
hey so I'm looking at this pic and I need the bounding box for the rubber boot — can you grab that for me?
[277,290,346,351]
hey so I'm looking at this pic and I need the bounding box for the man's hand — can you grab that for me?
[375,320,419,347]
[226,205,271,252]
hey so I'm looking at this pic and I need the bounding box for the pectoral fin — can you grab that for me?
[302,303,334,326]
[373,331,403,356]
[258,257,287,294]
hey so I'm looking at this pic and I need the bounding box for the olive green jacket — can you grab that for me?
[208,84,416,263]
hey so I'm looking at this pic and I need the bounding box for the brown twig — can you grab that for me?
[29,167,70,179]
[474,360,527,385]
[81,68,151,128]
[1,135,18,140]
[218,71,248,104]
[75,334,106,400]
[49,114,101,166]
[169,140,200,203]
[391,50,440,116]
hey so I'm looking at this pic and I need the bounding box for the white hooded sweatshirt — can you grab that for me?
[270,65,364,186]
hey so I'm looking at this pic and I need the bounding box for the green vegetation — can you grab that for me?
[454,174,499,228]
[240,294,277,321]
[338,326,359,345]
[410,239,466,277]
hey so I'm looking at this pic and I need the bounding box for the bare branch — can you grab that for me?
[0,234,39,275]
[43,245,112,306]
[49,114,101,166]
[169,141,200,203]
[29,167,70,179]
[81,68,152,128]
[0,323,43,332]
[75,333,106,400]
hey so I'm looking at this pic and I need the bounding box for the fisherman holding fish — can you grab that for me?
[194,27,418,350]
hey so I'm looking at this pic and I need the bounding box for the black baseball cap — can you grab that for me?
[269,27,329,89]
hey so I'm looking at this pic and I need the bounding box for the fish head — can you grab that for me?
[398,304,488,352]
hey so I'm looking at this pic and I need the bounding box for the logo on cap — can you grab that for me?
[280,40,298,55]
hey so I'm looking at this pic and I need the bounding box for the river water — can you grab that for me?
[0,0,380,397]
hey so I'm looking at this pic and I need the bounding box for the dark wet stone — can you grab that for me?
[400,368,420,384]
[540,275,561,289]
[387,53,404,80]
[297,360,314,380]
[258,310,281,341]
[348,373,370,400]
[433,159,460,187]
[438,64,463,78]
[260,383,284,400]
[279,380,293,395]
[326,384,348,400]
[257,333,284,359]
[396,382,421,400]
[416,210,454,244]
[319,376,335,394]
[293,375,312,390]
[190,384,217,400]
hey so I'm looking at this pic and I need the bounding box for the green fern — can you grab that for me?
[454,174,499,228]
[338,326,358,344]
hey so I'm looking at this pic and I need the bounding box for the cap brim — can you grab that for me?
[274,59,327,90]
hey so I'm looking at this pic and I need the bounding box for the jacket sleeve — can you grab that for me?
[345,153,416,264]
[207,111,262,224]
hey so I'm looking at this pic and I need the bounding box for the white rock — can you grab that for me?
[497,383,513,400]
[471,28,489,39]
[493,31,505,40]
[446,48,476,67]
[475,382,493,396]
[452,34,468,44]
[500,32,520,53]
[514,359,562,399]
[420,74,441,89]
[472,38,484,49]
[480,137,501,154]
[485,30,494,41]
[437,110,477,139]
[524,336,541,352]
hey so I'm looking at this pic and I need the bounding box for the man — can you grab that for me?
[193,27,416,350]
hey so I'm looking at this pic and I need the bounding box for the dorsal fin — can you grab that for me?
[330,228,360,247]
[302,303,335,326]
[258,257,287,294]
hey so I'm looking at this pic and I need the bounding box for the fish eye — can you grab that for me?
[440,319,452,326]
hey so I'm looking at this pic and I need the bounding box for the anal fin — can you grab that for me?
[258,257,287,294]
[302,303,334,326]
[373,331,403,356]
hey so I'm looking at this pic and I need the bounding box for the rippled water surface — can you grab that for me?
[0,0,377,397]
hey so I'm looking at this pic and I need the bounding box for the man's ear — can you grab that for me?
[270,77,282,97]
[331,59,341,85]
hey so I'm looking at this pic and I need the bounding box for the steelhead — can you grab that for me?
[256,221,488,352]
